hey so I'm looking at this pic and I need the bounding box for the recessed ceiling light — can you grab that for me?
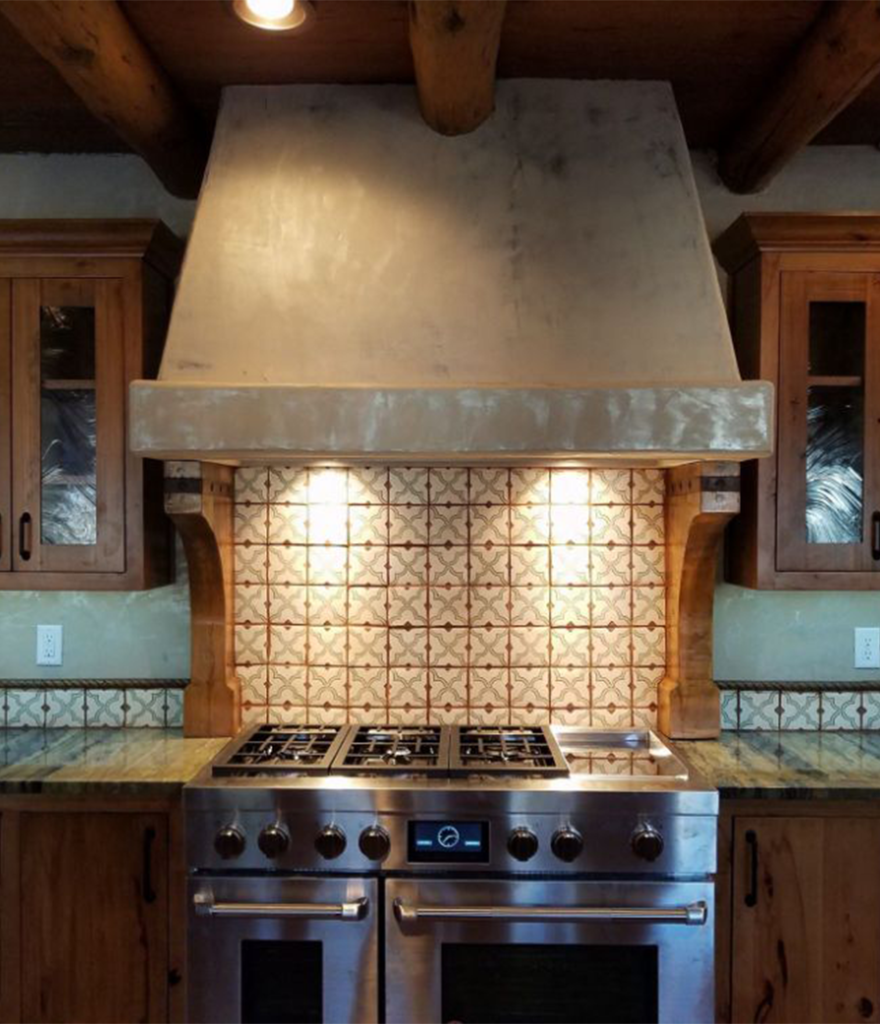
[231,0,314,33]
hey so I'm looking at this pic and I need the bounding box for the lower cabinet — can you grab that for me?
[721,810,880,1024]
[0,805,182,1024]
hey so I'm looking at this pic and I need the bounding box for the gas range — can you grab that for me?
[186,724,716,873]
[186,725,718,1023]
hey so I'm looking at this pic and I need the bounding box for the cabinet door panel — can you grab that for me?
[20,811,169,1024]
[0,280,10,572]
[777,272,880,573]
[11,278,125,573]
[731,816,880,1024]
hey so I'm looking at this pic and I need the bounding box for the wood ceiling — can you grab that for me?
[1,1,879,194]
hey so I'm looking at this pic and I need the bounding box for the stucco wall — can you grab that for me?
[0,147,879,683]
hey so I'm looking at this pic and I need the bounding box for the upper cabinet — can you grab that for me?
[0,221,183,590]
[715,214,880,590]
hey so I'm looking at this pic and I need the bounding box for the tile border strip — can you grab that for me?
[717,681,880,732]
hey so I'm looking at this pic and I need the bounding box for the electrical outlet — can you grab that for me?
[854,627,880,669]
[36,624,63,666]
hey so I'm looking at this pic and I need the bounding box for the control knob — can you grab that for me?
[631,825,664,862]
[551,827,584,863]
[214,825,246,860]
[315,824,347,860]
[258,824,290,859]
[359,825,391,861]
[507,827,539,862]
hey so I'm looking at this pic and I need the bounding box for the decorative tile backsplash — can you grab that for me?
[1,681,186,729]
[720,682,880,732]
[233,466,666,727]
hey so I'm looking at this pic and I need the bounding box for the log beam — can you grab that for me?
[408,0,507,135]
[165,462,239,738]
[659,462,740,740]
[0,0,207,199]
[719,0,880,194]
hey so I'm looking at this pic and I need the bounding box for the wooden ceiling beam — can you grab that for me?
[719,0,880,193]
[408,0,508,135]
[0,0,208,199]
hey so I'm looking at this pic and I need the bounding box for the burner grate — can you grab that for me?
[450,725,569,776]
[212,724,348,776]
[332,725,452,775]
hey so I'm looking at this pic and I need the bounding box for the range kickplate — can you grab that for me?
[450,725,570,777]
[212,724,349,776]
[331,725,452,775]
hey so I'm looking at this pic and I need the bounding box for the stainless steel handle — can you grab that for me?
[393,898,707,926]
[193,892,368,920]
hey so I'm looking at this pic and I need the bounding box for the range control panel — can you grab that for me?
[408,820,489,863]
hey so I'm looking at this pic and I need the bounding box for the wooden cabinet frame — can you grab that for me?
[0,795,186,1024]
[715,214,880,589]
[0,281,10,574]
[0,221,182,590]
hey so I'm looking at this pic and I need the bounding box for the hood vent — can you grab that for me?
[131,80,771,464]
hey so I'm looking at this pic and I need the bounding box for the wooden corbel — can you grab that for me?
[165,461,239,738]
[659,462,740,739]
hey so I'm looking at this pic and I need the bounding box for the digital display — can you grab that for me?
[408,820,490,863]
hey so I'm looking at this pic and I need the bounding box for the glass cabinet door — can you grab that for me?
[0,280,10,572]
[11,278,125,574]
[777,272,880,573]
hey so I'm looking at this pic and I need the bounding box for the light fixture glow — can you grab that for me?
[231,0,313,32]
[248,0,294,19]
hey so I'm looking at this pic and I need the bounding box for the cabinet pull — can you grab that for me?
[18,512,31,561]
[872,512,880,562]
[744,829,758,907]
[143,826,157,904]
[0,511,3,560]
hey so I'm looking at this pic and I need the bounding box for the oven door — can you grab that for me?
[386,878,713,1024]
[188,876,378,1024]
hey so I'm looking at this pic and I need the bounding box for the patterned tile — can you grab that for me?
[234,466,667,726]
[85,688,125,728]
[779,691,820,731]
[45,688,85,727]
[738,690,781,731]
[720,690,739,730]
[820,690,861,731]
[125,688,166,728]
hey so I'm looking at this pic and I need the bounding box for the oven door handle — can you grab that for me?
[194,893,369,920]
[393,898,707,926]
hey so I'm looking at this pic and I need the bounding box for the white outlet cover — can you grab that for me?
[36,624,63,666]
[854,627,880,669]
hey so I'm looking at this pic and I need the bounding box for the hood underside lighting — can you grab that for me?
[231,0,313,32]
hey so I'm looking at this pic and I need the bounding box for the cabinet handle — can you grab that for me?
[744,829,758,907]
[143,826,157,904]
[0,512,3,561]
[18,512,31,561]
[872,512,880,562]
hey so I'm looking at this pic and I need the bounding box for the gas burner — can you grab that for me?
[212,724,347,777]
[450,725,569,776]
[333,725,452,775]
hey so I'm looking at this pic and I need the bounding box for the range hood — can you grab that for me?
[130,80,772,465]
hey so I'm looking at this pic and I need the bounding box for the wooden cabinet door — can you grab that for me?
[19,812,169,1024]
[777,272,880,574]
[731,816,880,1024]
[0,280,10,572]
[10,278,125,574]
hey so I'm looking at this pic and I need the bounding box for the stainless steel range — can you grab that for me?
[186,724,717,1024]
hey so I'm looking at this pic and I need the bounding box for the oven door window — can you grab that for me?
[441,943,658,1024]
[241,940,322,1024]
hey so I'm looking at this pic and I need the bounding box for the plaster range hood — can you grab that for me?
[130,80,772,465]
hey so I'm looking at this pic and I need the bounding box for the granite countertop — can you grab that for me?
[0,728,229,797]
[677,730,880,800]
